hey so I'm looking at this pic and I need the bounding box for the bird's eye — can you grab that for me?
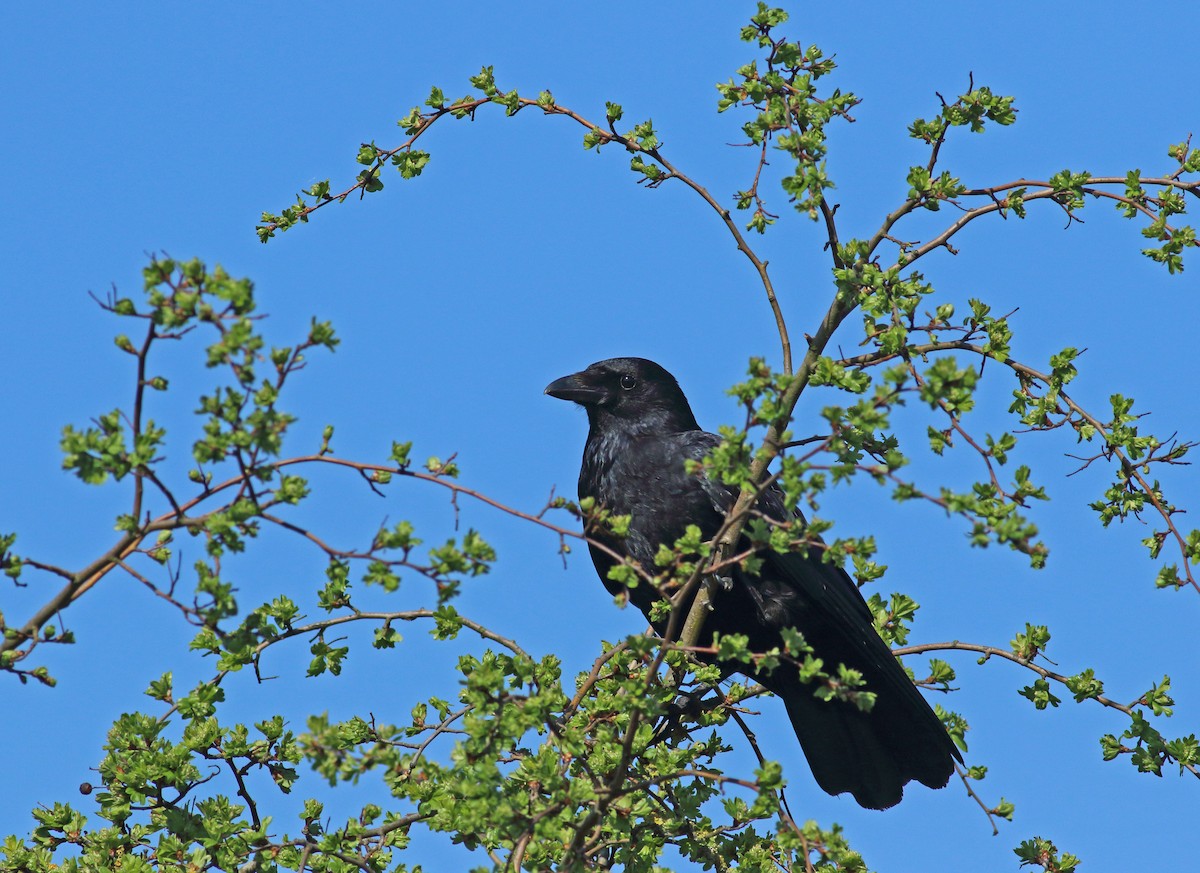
[619,374,637,391]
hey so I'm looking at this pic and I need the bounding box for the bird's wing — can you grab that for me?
[678,429,941,718]
[679,430,873,621]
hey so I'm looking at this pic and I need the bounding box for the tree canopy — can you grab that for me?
[1,4,1198,872]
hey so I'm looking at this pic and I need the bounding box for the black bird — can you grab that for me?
[545,357,961,809]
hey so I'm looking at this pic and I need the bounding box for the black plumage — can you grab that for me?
[545,356,961,809]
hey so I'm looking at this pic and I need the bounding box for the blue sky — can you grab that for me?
[2,3,1198,870]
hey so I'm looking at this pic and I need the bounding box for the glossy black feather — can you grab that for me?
[546,357,962,809]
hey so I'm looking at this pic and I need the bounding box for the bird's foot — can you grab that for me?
[650,685,719,745]
[705,573,734,597]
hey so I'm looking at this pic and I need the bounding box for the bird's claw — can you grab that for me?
[705,573,734,597]
[650,687,714,745]
[652,690,705,743]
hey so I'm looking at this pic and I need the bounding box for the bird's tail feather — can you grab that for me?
[771,671,955,810]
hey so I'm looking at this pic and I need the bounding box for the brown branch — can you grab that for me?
[899,188,1064,266]
[116,558,201,621]
[638,143,790,370]
[3,448,650,664]
[954,762,1002,836]
[2,533,148,657]
[130,319,155,525]
[252,609,532,664]
[818,197,844,270]
[839,338,1198,592]
[673,296,854,652]
[903,355,1005,495]
[872,176,1198,267]
[893,640,1132,714]
[223,758,262,830]
[262,95,791,372]
[961,175,1199,198]
[896,640,1199,777]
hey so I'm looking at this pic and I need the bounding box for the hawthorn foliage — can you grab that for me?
[3,5,1198,871]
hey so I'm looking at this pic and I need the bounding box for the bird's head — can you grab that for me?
[545,357,700,434]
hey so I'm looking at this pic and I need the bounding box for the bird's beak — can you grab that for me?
[545,372,607,406]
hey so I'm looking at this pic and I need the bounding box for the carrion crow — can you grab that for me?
[546,356,961,809]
